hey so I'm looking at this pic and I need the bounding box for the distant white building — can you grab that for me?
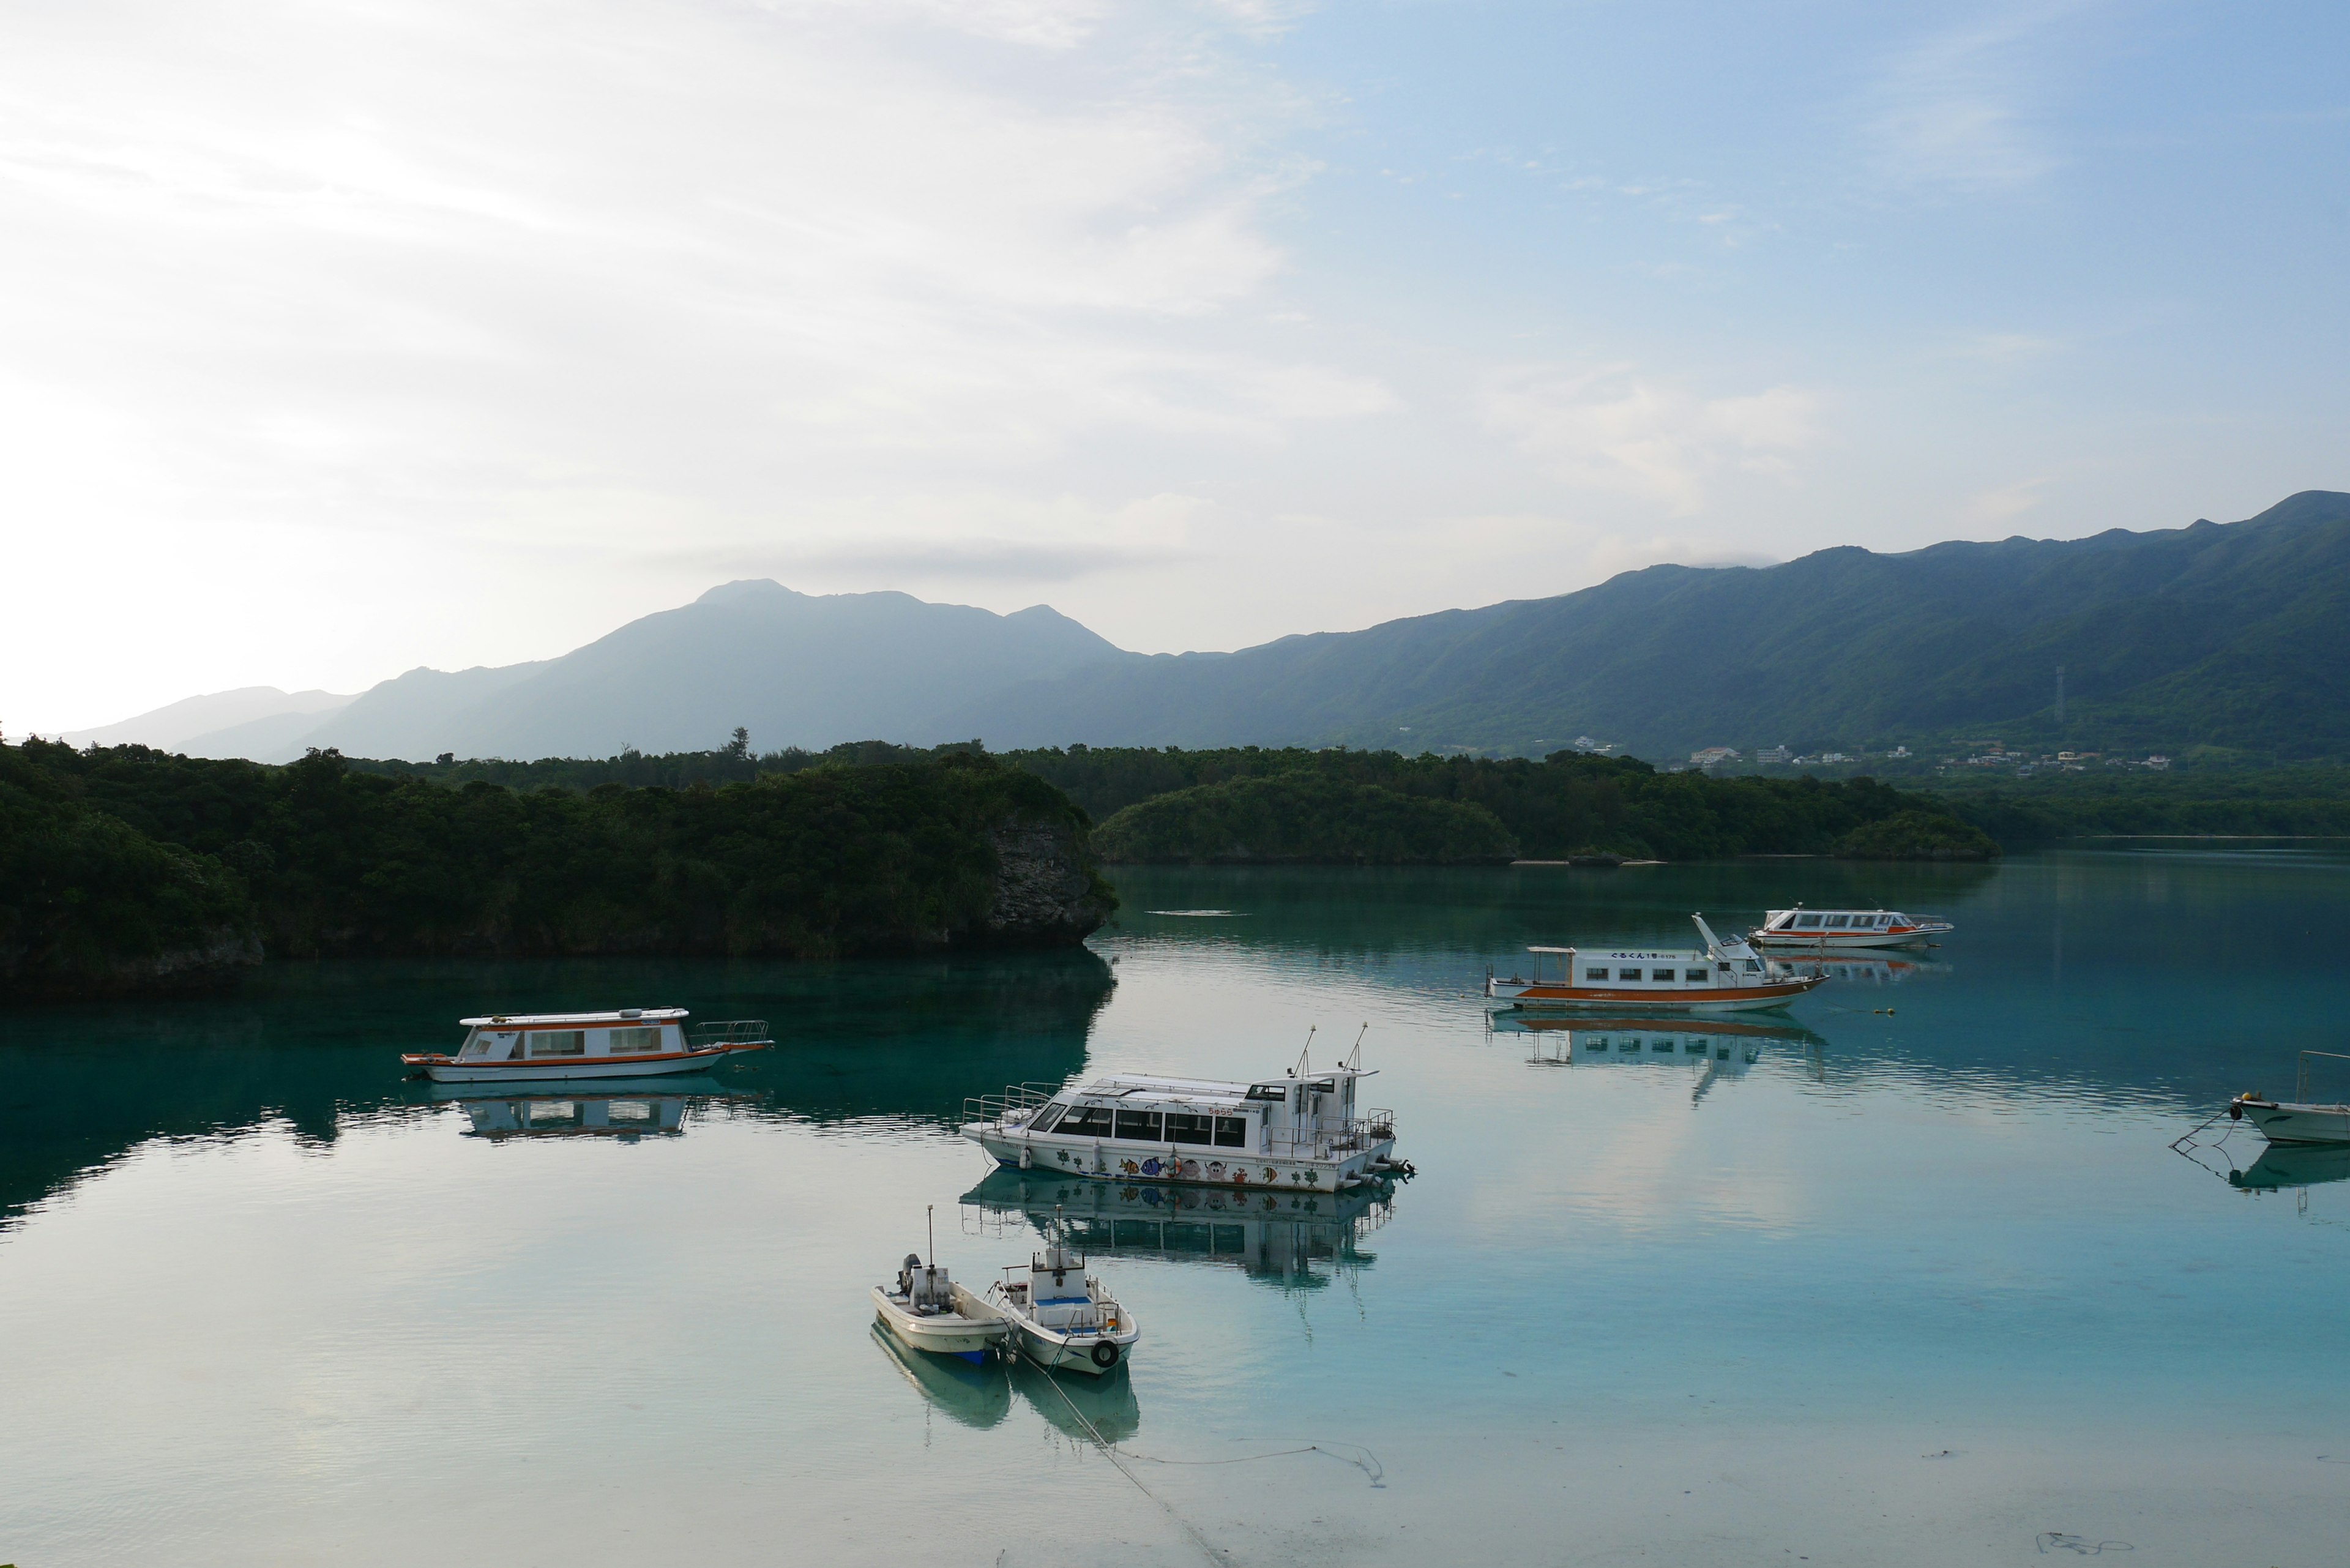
[1756,744,1791,764]
[1889,745,1911,759]
[1690,746,1742,768]
[1819,751,1851,764]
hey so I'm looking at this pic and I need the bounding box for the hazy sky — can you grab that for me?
[7,0,2345,731]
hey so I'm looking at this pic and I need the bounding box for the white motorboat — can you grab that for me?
[400,1009,771,1083]
[984,1217,1140,1376]
[871,1208,1008,1365]
[2229,1096,2350,1144]
[1484,915,1823,1012]
[962,1035,1406,1194]
[2227,1050,2350,1146]
[1749,906,1952,949]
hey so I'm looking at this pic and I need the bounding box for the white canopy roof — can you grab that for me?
[457,1008,688,1027]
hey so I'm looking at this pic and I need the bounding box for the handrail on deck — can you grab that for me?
[961,1081,1061,1126]
[686,1018,771,1047]
[2296,1050,2350,1102]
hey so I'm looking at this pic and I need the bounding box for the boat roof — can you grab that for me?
[1526,947,1708,961]
[1766,907,1904,916]
[1069,1070,1363,1107]
[457,1008,688,1027]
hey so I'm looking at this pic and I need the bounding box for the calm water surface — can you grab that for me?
[5,851,2350,1566]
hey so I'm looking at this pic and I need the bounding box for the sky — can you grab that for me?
[5,0,2346,733]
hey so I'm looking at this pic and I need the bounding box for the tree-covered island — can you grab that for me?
[1,739,1113,999]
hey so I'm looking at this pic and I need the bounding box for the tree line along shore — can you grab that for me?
[0,739,1113,999]
[23,732,2336,1001]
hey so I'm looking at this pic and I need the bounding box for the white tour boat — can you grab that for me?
[400,1009,772,1083]
[961,1039,1406,1195]
[983,1218,1140,1375]
[1485,915,1823,1012]
[871,1209,1007,1365]
[1748,906,1953,949]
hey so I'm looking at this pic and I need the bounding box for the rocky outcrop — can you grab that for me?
[983,818,1116,945]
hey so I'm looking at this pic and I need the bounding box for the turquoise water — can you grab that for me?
[5,851,2350,1565]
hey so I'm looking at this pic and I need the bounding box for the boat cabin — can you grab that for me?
[453,1008,690,1063]
[1017,1067,1382,1162]
[1506,944,1767,990]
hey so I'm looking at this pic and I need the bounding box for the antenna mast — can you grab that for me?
[1345,1023,1368,1070]
[1294,1023,1316,1077]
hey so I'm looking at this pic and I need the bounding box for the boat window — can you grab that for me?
[1166,1112,1215,1145]
[1795,914,1822,928]
[607,1026,660,1055]
[1031,1102,1067,1133]
[1744,960,1762,973]
[1684,969,1709,982]
[529,1031,586,1057]
[1114,1108,1163,1141]
[1245,1084,1288,1102]
[1585,967,1610,981]
[1622,968,1646,981]
[1058,1105,1114,1137]
[1214,1116,1248,1148]
[460,1032,491,1058]
[1826,916,1851,928]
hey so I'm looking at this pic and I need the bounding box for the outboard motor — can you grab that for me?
[897,1253,921,1296]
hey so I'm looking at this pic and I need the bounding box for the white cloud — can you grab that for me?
[1863,13,2068,192]
[1482,366,1824,513]
[0,0,1390,726]
[1963,476,2055,526]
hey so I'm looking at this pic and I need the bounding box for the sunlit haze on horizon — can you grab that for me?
[4,0,2345,732]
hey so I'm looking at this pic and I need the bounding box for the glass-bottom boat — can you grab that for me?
[1749,906,1953,949]
[400,1009,771,1082]
[961,1044,1406,1193]
[1485,914,1823,1012]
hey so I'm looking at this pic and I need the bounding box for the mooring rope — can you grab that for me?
[1035,1361,1233,1567]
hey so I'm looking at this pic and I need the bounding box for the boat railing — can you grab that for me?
[686,1019,772,1047]
[1268,1110,1397,1161]
[2297,1050,2350,1103]
[963,1082,1061,1127]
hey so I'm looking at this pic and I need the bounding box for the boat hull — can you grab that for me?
[871,1286,1008,1361]
[1484,974,1824,1012]
[403,1044,766,1083]
[1007,1321,1138,1376]
[2237,1098,2350,1145]
[964,1130,1395,1193]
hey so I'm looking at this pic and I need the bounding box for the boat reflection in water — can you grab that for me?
[2228,1143,2350,1193]
[431,1081,739,1141]
[1010,1355,1140,1444]
[870,1323,1012,1431]
[870,1298,1140,1443]
[960,1168,1393,1292]
[1764,954,1951,988]
[1487,1014,1825,1099]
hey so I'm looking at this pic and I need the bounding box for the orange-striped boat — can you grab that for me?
[1483,915,1825,1013]
[399,1008,772,1083]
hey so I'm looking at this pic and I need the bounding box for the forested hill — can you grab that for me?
[0,740,1113,999]
[942,490,2350,763]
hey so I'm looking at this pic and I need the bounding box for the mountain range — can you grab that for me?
[71,490,2350,764]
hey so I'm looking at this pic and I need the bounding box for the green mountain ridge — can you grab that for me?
[949,491,2350,761]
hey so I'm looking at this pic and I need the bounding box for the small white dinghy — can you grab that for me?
[984,1210,1140,1377]
[870,1208,1007,1367]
